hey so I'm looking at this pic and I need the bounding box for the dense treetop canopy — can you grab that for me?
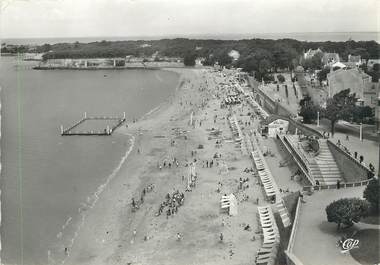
[4,38,377,64]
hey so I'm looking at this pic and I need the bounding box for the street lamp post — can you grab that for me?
[317,111,320,127]
[359,123,363,141]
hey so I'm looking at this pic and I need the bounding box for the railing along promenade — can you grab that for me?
[303,178,374,192]
[326,139,375,178]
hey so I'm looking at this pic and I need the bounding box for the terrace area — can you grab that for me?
[291,186,377,265]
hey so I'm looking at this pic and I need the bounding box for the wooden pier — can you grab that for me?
[61,112,126,136]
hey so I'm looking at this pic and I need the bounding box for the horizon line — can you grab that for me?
[3,31,379,40]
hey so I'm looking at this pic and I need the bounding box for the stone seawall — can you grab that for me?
[327,140,373,182]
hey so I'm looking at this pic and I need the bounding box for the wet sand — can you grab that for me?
[64,68,268,265]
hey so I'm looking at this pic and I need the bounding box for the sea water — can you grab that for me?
[0,56,179,265]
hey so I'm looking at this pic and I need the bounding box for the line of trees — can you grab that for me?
[298,89,375,133]
[3,38,376,70]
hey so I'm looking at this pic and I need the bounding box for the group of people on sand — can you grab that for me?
[186,172,198,192]
[202,159,214,168]
[131,184,155,212]
[157,157,180,170]
[238,177,250,190]
[156,190,185,218]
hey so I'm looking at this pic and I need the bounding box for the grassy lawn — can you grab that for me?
[350,229,380,265]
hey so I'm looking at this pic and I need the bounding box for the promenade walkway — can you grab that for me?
[307,123,379,174]
[293,187,366,265]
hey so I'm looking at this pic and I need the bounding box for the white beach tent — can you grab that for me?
[228,194,238,216]
[220,194,238,216]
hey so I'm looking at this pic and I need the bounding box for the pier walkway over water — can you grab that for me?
[61,112,126,136]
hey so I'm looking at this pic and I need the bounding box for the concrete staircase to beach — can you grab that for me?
[281,135,343,186]
[313,139,343,185]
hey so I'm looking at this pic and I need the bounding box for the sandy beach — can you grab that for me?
[62,67,273,265]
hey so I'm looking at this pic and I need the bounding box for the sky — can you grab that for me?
[0,0,379,39]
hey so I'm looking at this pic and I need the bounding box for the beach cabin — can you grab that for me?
[261,116,289,137]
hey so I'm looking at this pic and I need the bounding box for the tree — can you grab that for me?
[277,74,285,83]
[363,178,380,213]
[302,52,323,70]
[323,89,357,135]
[299,96,319,123]
[217,52,232,66]
[326,198,370,230]
[352,106,374,124]
[272,43,298,71]
[310,52,323,69]
[183,53,196,66]
[236,48,274,80]
[299,103,319,124]
[211,48,233,67]
[317,67,330,85]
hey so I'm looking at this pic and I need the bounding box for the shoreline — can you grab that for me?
[62,66,269,265]
[48,67,186,265]
[62,68,207,264]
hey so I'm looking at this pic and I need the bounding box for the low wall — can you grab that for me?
[287,120,322,137]
[285,197,305,265]
[277,135,314,185]
[283,192,301,220]
[303,178,372,192]
[327,140,374,182]
[255,87,278,114]
[277,103,293,117]
[275,192,301,265]
[252,83,299,118]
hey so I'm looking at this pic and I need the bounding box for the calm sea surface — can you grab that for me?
[3,32,379,44]
[0,56,179,265]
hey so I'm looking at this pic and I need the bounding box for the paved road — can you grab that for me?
[317,119,378,142]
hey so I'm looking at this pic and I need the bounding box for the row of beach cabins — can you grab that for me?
[223,72,291,265]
